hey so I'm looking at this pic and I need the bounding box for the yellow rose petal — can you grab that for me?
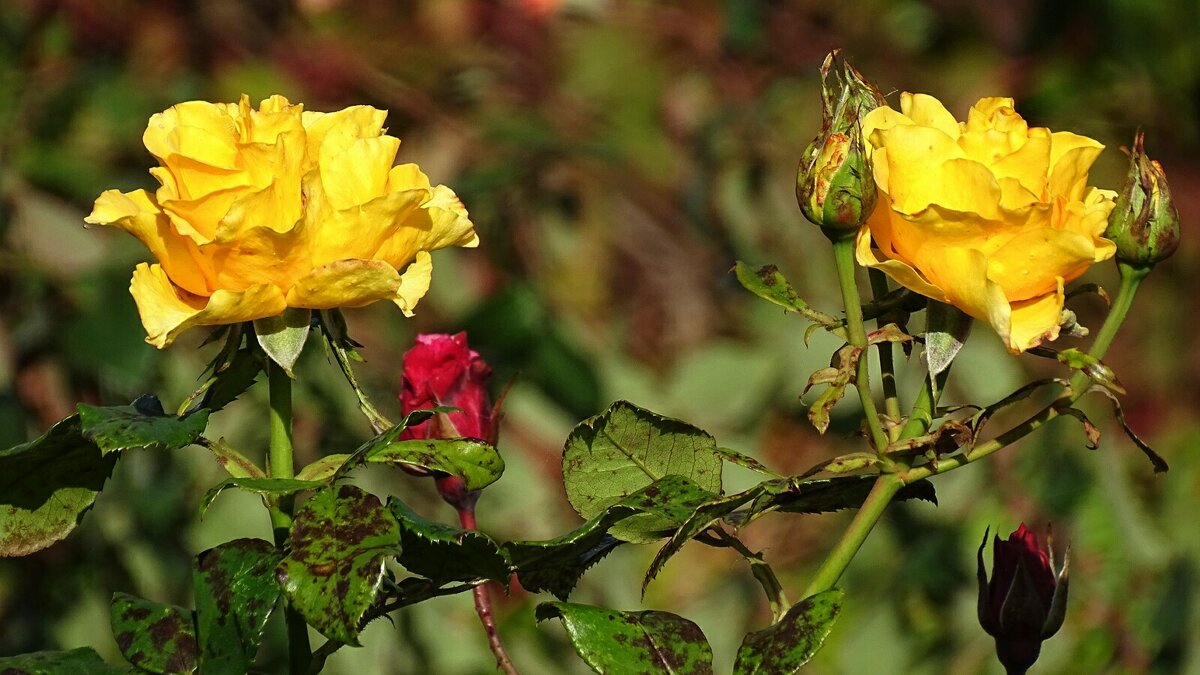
[901,93,961,140]
[394,251,433,317]
[85,189,212,295]
[1007,278,1065,353]
[130,263,286,348]
[987,227,1098,301]
[1049,132,1104,201]
[285,259,402,309]
[320,135,401,210]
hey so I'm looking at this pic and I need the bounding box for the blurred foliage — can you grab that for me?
[2,0,1200,673]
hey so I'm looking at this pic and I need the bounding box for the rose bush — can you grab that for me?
[856,94,1116,352]
[85,95,478,347]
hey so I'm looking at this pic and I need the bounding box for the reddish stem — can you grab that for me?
[451,485,519,675]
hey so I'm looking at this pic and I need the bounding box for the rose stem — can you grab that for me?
[455,502,520,675]
[868,269,902,439]
[267,361,312,674]
[831,238,891,456]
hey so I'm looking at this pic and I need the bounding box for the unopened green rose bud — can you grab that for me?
[1105,131,1181,268]
[797,50,886,240]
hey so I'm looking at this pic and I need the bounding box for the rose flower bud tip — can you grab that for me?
[797,50,885,238]
[1105,131,1181,269]
[978,524,1070,675]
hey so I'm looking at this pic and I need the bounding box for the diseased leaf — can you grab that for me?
[388,499,510,583]
[1085,387,1169,473]
[802,344,862,435]
[199,477,325,516]
[733,589,843,674]
[276,485,400,645]
[562,401,723,543]
[184,348,262,415]
[969,378,1067,436]
[924,302,972,387]
[714,447,781,477]
[367,438,504,491]
[0,647,129,674]
[193,539,281,675]
[110,592,198,674]
[0,415,117,557]
[253,308,312,377]
[732,262,839,330]
[199,438,264,479]
[1054,406,1101,450]
[798,452,880,479]
[503,506,637,600]
[78,400,209,456]
[295,454,351,482]
[537,602,714,674]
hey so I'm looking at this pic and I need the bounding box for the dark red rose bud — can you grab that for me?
[978,524,1070,675]
[399,332,496,445]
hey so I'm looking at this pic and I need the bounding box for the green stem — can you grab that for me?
[868,270,902,439]
[898,366,950,441]
[801,474,904,597]
[1068,262,1146,394]
[266,362,311,675]
[832,238,890,454]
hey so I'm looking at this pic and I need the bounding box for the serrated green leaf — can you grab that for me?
[0,416,116,557]
[329,408,444,482]
[199,439,264,480]
[562,401,723,543]
[732,589,843,674]
[295,454,351,482]
[388,499,510,583]
[200,477,325,516]
[741,475,936,519]
[78,402,209,456]
[193,539,281,675]
[537,602,714,674]
[0,647,130,674]
[643,489,762,594]
[276,485,400,645]
[367,438,504,491]
[503,505,638,600]
[924,301,972,385]
[110,592,198,674]
[254,308,312,376]
[733,261,838,328]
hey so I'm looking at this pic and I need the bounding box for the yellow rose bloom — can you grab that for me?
[85,95,478,348]
[856,94,1116,353]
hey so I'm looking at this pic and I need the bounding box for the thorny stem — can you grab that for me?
[712,528,789,622]
[805,262,1148,597]
[456,503,520,675]
[266,362,312,675]
[831,238,891,456]
[898,366,951,442]
[868,269,902,439]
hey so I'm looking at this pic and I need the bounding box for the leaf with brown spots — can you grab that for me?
[537,602,714,674]
[110,592,198,674]
[193,539,281,675]
[276,485,401,645]
[78,397,209,456]
[0,647,129,674]
[562,402,723,543]
[732,261,839,330]
[733,589,843,674]
[0,415,116,557]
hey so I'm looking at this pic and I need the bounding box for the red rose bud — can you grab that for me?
[399,332,496,444]
[977,524,1070,675]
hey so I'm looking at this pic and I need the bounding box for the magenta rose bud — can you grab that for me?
[977,524,1070,675]
[399,332,496,445]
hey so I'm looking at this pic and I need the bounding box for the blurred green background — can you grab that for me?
[2,1,1198,673]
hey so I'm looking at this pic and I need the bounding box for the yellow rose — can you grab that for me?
[85,95,478,348]
[856,94,1116,353]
